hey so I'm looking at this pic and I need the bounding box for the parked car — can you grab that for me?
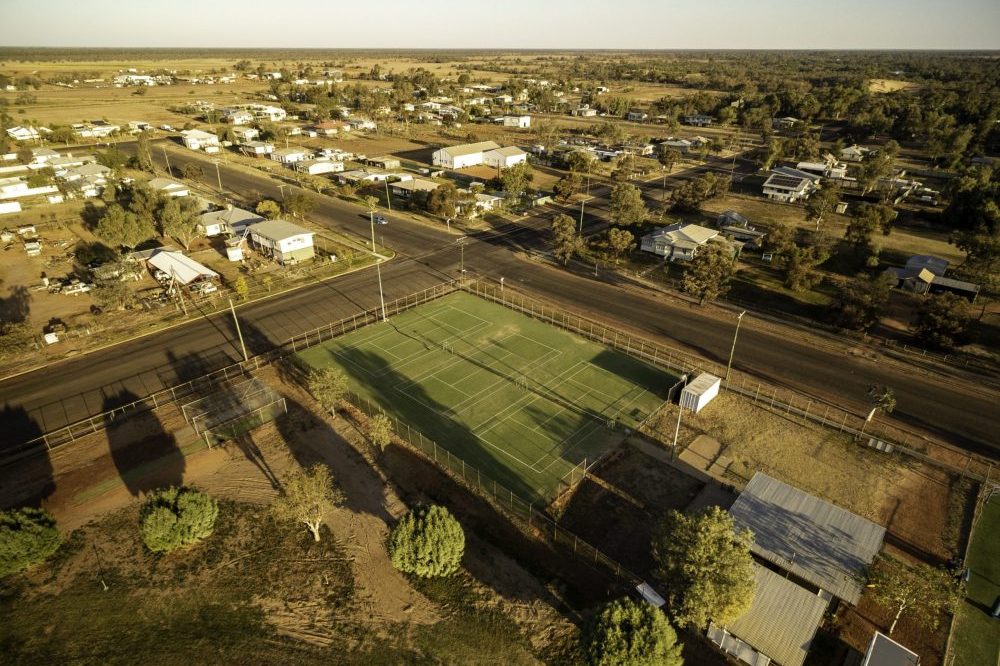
[62,281,93,295]
[375,215,388,225]
[189,281,218,295]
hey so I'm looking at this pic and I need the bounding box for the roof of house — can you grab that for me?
[905,255,949,276]
[644,223,718,247]
[862,631,920,666]
[764,173,814,192]
[730,473,886,604]
[486,146,527,158]
[273,146,308,156]
[147,250,219,285]
[180,129,218,140]
[198,206,263,229]
[719,210,749,226]
[65,163,110,178]
[147,177,187,192]
[711,564,829,666]
[437,141,501,158]
[249,219,314,242]
[392,178,440,192]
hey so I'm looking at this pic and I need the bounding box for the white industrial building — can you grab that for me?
[432,141,500,169]
[483,146,528,169]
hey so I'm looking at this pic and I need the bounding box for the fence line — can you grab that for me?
[344,388,642,586]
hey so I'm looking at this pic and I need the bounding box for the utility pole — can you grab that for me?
[376,260,387,322]
[500,276,505,294]
[384,179,391,212]
[162,146,171,176]
[578,198,586,234]
[214,160,223,193]
[369,212,377,255]
[725,311,746,384]
[229,298,249,362]
[671,374,689,461]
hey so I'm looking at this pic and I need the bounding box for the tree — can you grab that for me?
[367,413,393,450]
[181,162,203,181]
[858,150,894,196]
[308,366,348,412]
[913,293,972,350]
[0,507,62,577]
[832,273,894,331]
[92,279,134,311]
[553,172,583,201]
[551,213,581,266]
[783,244,830,292]
[658,148,681,174]
[869,555,961,635]
[607,228,635,265]
[764,224,796,255]
[282,192,315,220]
[389,504,465,578]
[139,487,219,553]
[272,465,344,543]
[612,153,636,182]
[96,149,129,173]
[427,182,458,218]
[670,173,730,213]
[566,150,596,175]
[499,161,532,202]
[846,203,896,257]
[157,195,202,250]
[682,243,737,306]
[610,183,647,226]
[652,506,756,628]
[16,146,33,165]
[585,597,684,666]
[804,183,841,230]
[95,204,154,252]
[135,131,154,173]
[0,321,35,358]
[256,199,282,219]
[361,194,379,215]
[232,275,249,301]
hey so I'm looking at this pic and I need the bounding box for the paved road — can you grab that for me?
[1,145,996,458]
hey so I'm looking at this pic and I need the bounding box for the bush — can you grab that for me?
[586,597,684,666]
[389,504,464,578]
[139,487,219,553]
[0,507,62,577]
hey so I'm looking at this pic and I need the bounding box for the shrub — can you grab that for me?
[139,487,219,553]
[586,597,684,666]
[0,507,62,577]
[389,504,464,578]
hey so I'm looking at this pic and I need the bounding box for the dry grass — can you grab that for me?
[868,79,920,94]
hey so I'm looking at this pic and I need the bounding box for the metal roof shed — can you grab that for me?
[147,250,219,285]
[730,473,886,604]
[708,564,829,666]
[861,631,920,666]
[681,372,721,413]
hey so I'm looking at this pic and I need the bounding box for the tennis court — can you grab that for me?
[295,292,676,503]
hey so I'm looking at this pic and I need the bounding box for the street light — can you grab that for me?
[213,159,223,193]
[369,211,377,254]
[376,260,387,322]
[725,310,747,385]
[500,276,505,294]
[671,373,689,461]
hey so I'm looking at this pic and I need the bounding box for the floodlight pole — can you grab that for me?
[376,260,387,322]
[229,297,249,362]
[671,374,689,461]
[725,310,747,385]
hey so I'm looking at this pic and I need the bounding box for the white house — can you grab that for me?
[501,115,531,128]
[180,129,220,151]
[390,178,440,199]
[250,104,286,121]
[295,159,344,175]
[223,109,254,125]
[313,120,350,136]
[432,141,500,169]
[271,147,310,164]
[457,190,503,217]
[840,144,869,162]
[232,126,260,143]
[483,146,528,170]
[240,141,274,157]
[197,206,264,237]
[72,122,120,138]
[148,177,190,198]
[683,114,714,127]
[348,118,377,131]
[640,223,722,261]
[6,126,40,142]
[772,116,800,130]
[572,105,598,117]
[762,167,821,202]
[336,169,400,185]
[249,219,315,265]
[626,110,649,122]
[659,138,693,154]
[796,155,848,180]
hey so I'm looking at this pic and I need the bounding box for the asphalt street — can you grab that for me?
[1,142,996,457]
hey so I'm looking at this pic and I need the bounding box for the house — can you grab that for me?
[639,223,722,261]
[432,141,501,169]
[241,141,274,157]
[483,146,528,170]
[458,189,502,216]
[197,206,264,237]
[762,167,821,202]
[572,105,598,117]
[796,154,848,180]
[223,109,254,125]
[61,163,111,186]
[501,115,531,128]
[390,178,440,199]
[884,255,980,301]
[147,250,219,285]
[336,169,393,185]
[717,210,767,246]
[730,472,886,605]
[840,144,869,162]
[295,159,344,175]
[6,126,40,142]
[659,138,693,154]
[348,118,377,131]
[28,147,61,165]
[707,564,829,666]
[271,147,310,165]
[366,156,401,170]
[249,219,315,265]
[861,631,920,666]
[772,116,800,130]
[313,120,349,136]
[232,126,260,143]
[148,177,189,198]
[626,110,649,122]
[127,121,152,132]
[683,114,714,127]
[72,122,120,138]
[250,104,286,121]
[180,129,220,151]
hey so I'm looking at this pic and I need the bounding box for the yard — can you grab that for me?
[951,494,1000,666]
[293,291,677,504]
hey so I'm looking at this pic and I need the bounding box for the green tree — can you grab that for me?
[832,272,894,331]
[0,507,62,577]
[139,487,219,554]
[95,203,154,252]
[499,161,532,202]
[913,293,972,350]
[0,321,35,358]
[652,506,756,628]
[427,182,458,218]
[135,131,154,173]
[670,173,730,213]
[553,172,583,201]
[858,150,894,196]
[367,413,393,450]
[783,244,830,292]
[682,243,737,306]
[610,183,647,226]
[586,597,684,666]
[96,149,129,173]
[607,228,635,265]
[612,153,636,182]
[869,555,961,635]
[256,199,282,219]
[804,183,841,230]
[232,275,249,301]
[389,504,465,578]
[157,195,202,250]
[272,464,345,542]
[181,162,203,181]
[566,150,596,175]
[92,279,134,311]
[845,203,896,257]
[283,192,315,220]
[308,366,348,412]
[551,213,581,265]
[658,148,681,174]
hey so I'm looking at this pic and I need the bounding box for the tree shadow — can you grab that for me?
[0,284,32,324]
[102,389,185,496]
[0,404,54,510]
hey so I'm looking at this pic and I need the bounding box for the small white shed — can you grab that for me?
[680,373,721,414]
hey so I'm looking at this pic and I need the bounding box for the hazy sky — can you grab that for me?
[4,0,999,50]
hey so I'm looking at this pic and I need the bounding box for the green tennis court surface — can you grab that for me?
[295,292,676,503]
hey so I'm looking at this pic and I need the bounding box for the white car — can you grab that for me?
[189,281,218,295]
[62,281,93,295]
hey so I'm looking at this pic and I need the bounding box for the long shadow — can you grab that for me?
[0,284,32,324]
[0,405,54,510]
[102,389,185,496]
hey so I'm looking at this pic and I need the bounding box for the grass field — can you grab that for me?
[952,494,1000,666]
[295,292,675,503]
